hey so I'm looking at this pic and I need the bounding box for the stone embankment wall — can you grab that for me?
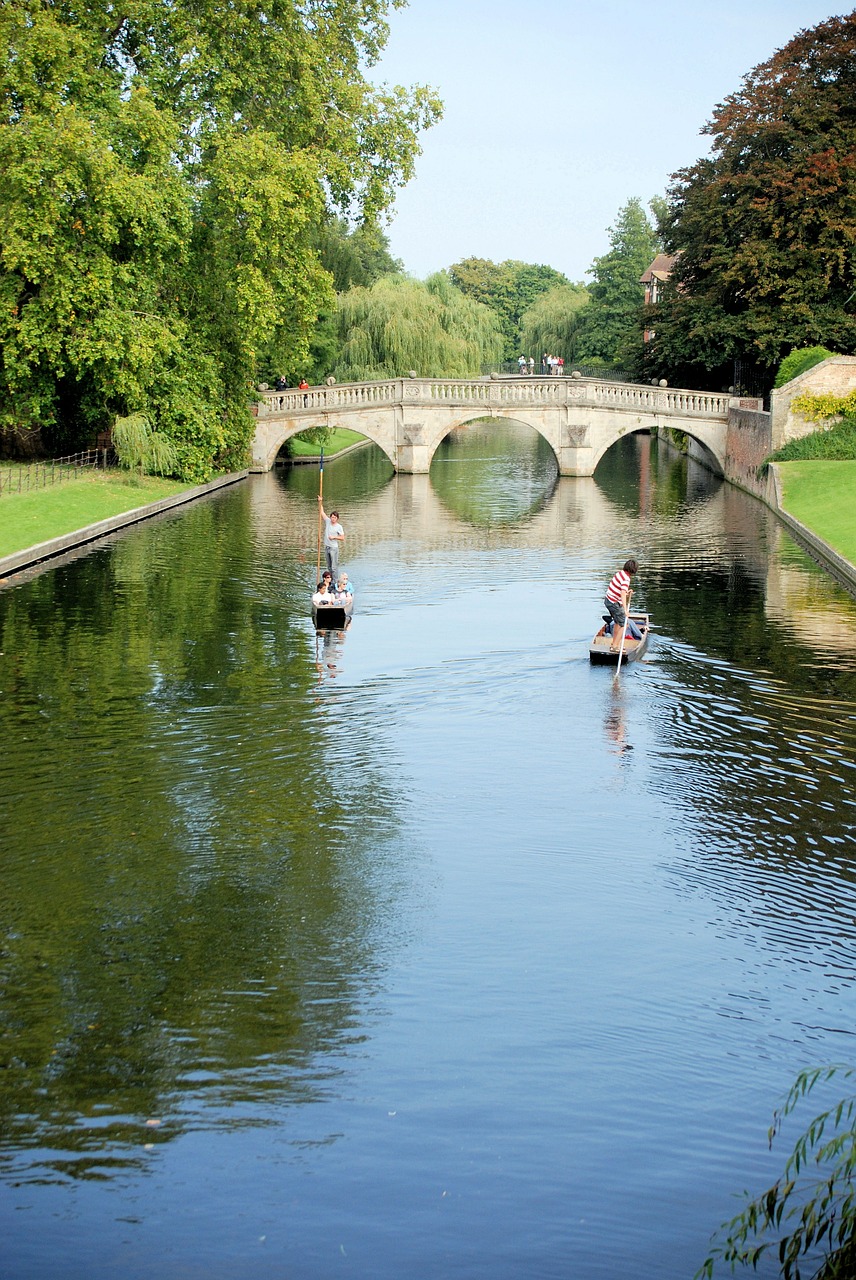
[723,356,856,499]
[770,355,856,450]
[724,404,775,502]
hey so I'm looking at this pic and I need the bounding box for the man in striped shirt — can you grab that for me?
[605,558,638,652]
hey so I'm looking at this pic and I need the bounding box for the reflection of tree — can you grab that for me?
[429,418,558,527]
[595,432,715,520]
[598,435,856,700]
[283,444,394,504]
[0,492,401,1176]
[592,430,856,972]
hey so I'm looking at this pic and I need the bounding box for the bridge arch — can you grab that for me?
[588,423,726,476]
[262,415,397,472]
[423,410,560,470]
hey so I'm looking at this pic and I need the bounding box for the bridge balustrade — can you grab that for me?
[258,378,731,420]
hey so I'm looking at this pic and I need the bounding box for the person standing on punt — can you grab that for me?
[604,558,638,653]
[318,499,345,582]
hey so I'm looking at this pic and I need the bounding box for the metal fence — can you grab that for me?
[0,448,116,497]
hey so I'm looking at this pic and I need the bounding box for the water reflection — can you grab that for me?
[0,494,404,1181]
[314,623,351,683]
[604,682,633,759]
[429,417,558,526]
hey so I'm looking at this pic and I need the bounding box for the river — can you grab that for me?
[1,423,855,1279]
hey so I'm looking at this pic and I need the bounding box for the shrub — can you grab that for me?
[770,415,856,461]
[774,347,836,388]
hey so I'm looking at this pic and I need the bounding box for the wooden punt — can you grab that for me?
[312,597,354,630]
[589,612,651,665]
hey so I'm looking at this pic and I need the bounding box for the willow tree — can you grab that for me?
[334,273,505,379]
[520,284,591,365]
[0,0,441,478]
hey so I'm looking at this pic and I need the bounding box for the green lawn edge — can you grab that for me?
[287,428,368,458]
[776,460,856,565]
[0,470,190,558]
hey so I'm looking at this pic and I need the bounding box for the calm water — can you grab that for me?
[1,425,855,1280]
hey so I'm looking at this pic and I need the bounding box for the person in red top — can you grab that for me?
[604,558,638,652]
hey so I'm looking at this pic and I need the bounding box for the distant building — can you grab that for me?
[639,253,677,342]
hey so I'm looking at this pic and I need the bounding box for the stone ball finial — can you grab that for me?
[326,376,336,385]
[408,370,418,379]
[658,378,668,387]
[571,370,582,379]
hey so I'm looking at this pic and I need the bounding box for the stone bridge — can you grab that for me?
[251,376,732,476]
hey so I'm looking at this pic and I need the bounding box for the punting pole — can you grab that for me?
[316,448,324,587]
[615,591,631,676]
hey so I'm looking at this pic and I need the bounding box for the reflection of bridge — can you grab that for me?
[252,377,731,476]
[249,447,746,566]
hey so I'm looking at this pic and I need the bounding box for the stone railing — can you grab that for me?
[258,378,731,420]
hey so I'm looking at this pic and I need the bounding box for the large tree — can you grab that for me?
[651,14,856,389]
[447,258,570,360]
[574,197,660,367]
[0,0,440,477]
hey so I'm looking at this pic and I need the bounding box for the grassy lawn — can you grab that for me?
[776,460,856,564]
[0,468,190,558]
[288,428,368,458]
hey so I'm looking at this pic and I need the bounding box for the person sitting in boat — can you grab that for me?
[312,580,334,607]
[606,614,643,642]
[604,558,639,652]
[335,573,353,602]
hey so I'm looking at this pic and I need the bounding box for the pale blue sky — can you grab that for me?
[371,0,844,281]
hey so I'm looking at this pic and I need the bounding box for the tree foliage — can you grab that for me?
[519,284,591,364]
[448,257,570,359]
[317,216,404,294]
[574,196,661,367]
[774,347,836,388]
[113,411,179,480]
[0,0,441,478]
[699,1067,856,1280]
[333,272,504,380]
[652,15,856,389]
[257,217,403,386]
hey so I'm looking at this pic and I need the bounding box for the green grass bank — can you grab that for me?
[775,460,856,565]
[286,428,368,459]
[0,469,188,558]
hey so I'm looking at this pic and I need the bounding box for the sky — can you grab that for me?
[370,0,845,282]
